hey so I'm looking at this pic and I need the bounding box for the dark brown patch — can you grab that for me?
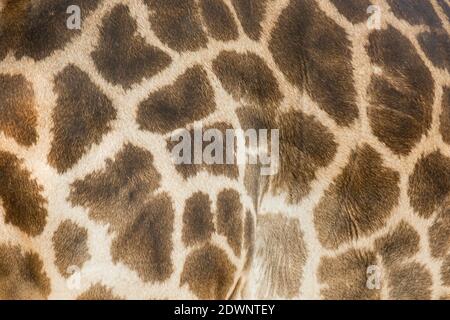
[180,244,236,299]
[375,221,420,267]
[166,122,239,179]
[0,151,47,236]
[428,196,450,258]
[269,0,359,126]
[92,4,171,89]
[273,110,337,203]
[442,255,450,286]
[212,51,282,110]
[52,220,90,278]
[48,65,116,173]
[388,262,432,299]
[318,249,379,299]
[231,0,266,40]
[0,245,50,299]
[216,189,244,256]
[440,87,450,144]
[367,26,434,154]
[255,214,307,298]
[387,0,442,28]
[0,74,38,146]
[77,283,121,300]
[111,193,174,283]
[437,0,450,21]
[137,65,215,134]
[200,0,238,41]
[0,0,99,61]
[418,29,450,71]
[314,145,400,249]
[182,192,215,246]
[408,151,450,218]
[330,0,372,23]
[144,0,207,52]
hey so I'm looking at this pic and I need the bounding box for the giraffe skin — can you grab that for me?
[0,0,449,300]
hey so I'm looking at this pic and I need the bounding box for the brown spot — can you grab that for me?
[212,51,282,110]
[0,245,50,299]
[216,189,243,256]
[418,29,450,71]
[255,214,307,299]
[440,87,450,144]
[408,151,450,218]
[0,151,47,236]
[387,0,442,28]
[182,192,215,246]
[318,249,379,299]
[231,0,266,40]
[388,262,432,299]
[48,65,116,173]
[375,221,420,267]
[166,122,239,179]
[442,255,450,286]
[137,65,215,134]
[367,26,434,154]
[0,0,99,61]
[52,220,90,278]
[273,110,337,203]
[92,4,171,89]
[77,283,121,300]
[428,196,450,258]
[200,0,238,41]
[0,74,38,146]
[314,145,400,249]
[330,0,372,23]
[180,244,236,299]
[144,0,207,52]
[269,0,358,126]
[111,193,175,283]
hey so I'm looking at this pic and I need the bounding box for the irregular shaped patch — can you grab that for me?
[0,0,99,61]
[387,0,442,28]
[180,244,236,299]
[166,122,239,179]
[418,30,450,71]
[255,214,307,299]
[48,65,116,173]
[318,249,379,299]
[440,87,450,144]
[144,0,207,52]
[269,0,358,126]
[77,283,121,300]
[52,220,90,278]
[137,65,215,134]
[92,5,171,89]
[231,0,266,40]
[272,110,337,203]
[314,145,400,249]
[375,221,420,267]
[442,256,450,286]
[0,74,38,146]
[330,0,372,23]
[182,192,215,246]
[428,196,450,258]
[0,245,50,299]
[0,151,47,236]
[212,51,282,109]
[388,262,432,299]
[200,0,238,41]
[111,193,174,283]
[216,189,243,256]
[367,26,434,154]
[70,143,161,231]
[408,151,450,218]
